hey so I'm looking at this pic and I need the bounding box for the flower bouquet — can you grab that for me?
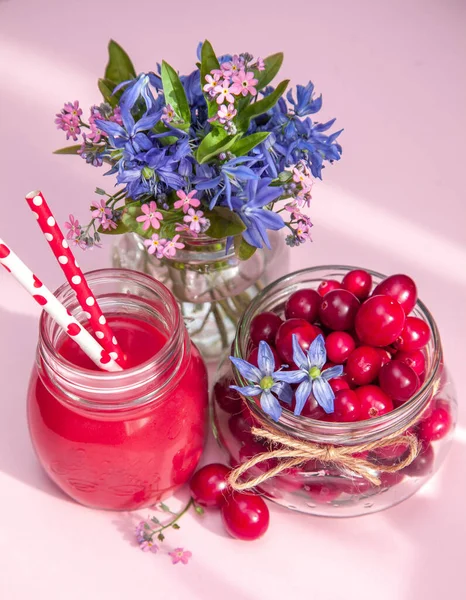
[55,40,342,360]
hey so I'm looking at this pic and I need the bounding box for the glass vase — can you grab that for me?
[112,232,288,363]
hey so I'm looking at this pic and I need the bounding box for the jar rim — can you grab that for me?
[39,268,186,398]
[233,264,442,443]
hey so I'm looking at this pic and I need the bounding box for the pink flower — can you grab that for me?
[55,113,81,141]
[255,57,265,71]
[136,201,163,231]
[109,106,123,125]
[169,548,192,565]
[144,234,167,258]
[88,106,101,125]
[203,73,221,96]
[162,104,175,123]
[64,214,81,240]
[214,80,236,104]
[91,199,112,223]
[174,190,200,214]
[294,221,312,242]
[217,103,237,123]
[230,70,258,97]
[184,208,207,234]
[175,222,197,237]
[87,121,105,144]
[163,235,185,258]
[140,540,159,554]
[101,218,117,231]
[292,167,313,191]
[221,55,244,77]
[63,101,82,119]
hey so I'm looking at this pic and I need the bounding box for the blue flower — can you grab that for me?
[275,334,344,416]
[286,81,322,117]
[230,341,293,422]
[230,178,285,249]
[96,111,161,154]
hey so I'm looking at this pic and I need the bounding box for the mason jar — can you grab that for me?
[212,266,456,517]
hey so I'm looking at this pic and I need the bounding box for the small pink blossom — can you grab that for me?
[255,57,265,71]
[91,199,112,223]
[175,222,197,237]
[109,106,123,125]
[136,201,163,231]
[214,80,236,104]
[144,234,167,258]
[292,167,313,191]
[184,208,207,234]
[63,101,82,119]
[140,540,159,554]
[162,104,175,123]
[221,55,244,77]
[55,113,81,141]
[230,70,258,97]
[64,214,81,240]
[88,106,102,125]
[203,73,222,96]
[217,103,237,123]
[174,190,200,214]
[163,235,185,258]
[169,548,192,565]
[294,220,313,242]
[210,68,224,79]
[101,218,117,231]
[86,121,105,144]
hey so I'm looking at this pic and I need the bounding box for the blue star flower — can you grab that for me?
[275,334,344,416]
[230,341,293,422]
[286,81,322,117]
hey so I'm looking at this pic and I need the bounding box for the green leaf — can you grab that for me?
[255,52,284,91]
[172,523,180,530]
[104,40,136,85]
[205,206,246,239]
[98,78,119,108]
[195,505,205,516]
[196,128,240,164]
[230,132,270,157]
[234,236,257,261]
[95,187,106,195]
[200,40,220,119]
[161,60,191,125]
[53,145,82,155]
[237,79,289,132]
[159,502,171,512]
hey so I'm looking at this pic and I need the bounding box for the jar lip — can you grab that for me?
[233,264,442,438]
[39,268,183,384]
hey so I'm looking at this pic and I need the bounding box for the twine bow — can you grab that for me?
[228,425,420,492]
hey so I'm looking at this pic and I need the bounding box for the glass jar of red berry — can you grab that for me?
[212,266,456,517]
[28,269,209,510]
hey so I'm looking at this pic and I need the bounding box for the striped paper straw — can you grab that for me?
[0,237,122,372]
[25,191,126,368]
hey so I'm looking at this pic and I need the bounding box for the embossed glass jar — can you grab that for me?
[212,266,457,517]
[27,269,208,510]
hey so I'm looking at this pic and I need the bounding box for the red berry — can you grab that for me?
[190,463,230,507]
[375,347,392,367]
[318,289,360,331]
[403,443,435,477]
[247,346,282,369]
[355,295,406,346]
[228,413,253,444]
[318,279,341,297]
[332,389,361,422]
[345,346,382,386]
[419,407,452,442]
[393,317,431,352]
[275,318,319,364]
[379,471,404,488]
[285,288,321,322]
[371,440,410,465]
[372,274,417,314]
[355,385,394,419]
[239,440,277,472]
[396,349,426,376]
[379,360,420,402]
[342,269,372,300]
[221,492,270,541]
[250,312,283,346]
[325,331,356,363]
[304,481,341,503]
[213,376,243,414]
[329,377,350,393]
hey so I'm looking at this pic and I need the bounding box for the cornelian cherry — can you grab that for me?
[221,492,270,541]
[345,346,382,386]
[190,463,230,507]
[317,279,341,296]
[379,360,420,402]
[372,274,417,314]
[275,318,319,364]
[329,377,350,393]
[318,289,360,331]
[396,349,426,376]
[342,269,372,300]
[285,288,321,322]
[355,385,394,419]
[403,443,434,477]
[326,331,356,363]
[213,376,242,414]
[355,295,406,346]
[393,316,431,352]
[250,312,283,346]
[332,389,361,422]
[419,406,452,442]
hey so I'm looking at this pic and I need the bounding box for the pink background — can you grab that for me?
[1,0,465,597]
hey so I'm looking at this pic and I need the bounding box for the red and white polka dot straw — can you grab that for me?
[0,237,121,372]
[25,191,126,368]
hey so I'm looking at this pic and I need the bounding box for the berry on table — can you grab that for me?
[355,295,406,346]
[378,360,420,402]
[190,463,231,507]
[250,312,283,346]
[221,492,270,541]
[372,274,417,314]
[318,289,360,331]
[342,269,372,300]
[285,288,321,322]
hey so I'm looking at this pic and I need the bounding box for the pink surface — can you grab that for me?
[1,0,465,598]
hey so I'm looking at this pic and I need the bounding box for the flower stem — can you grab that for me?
[147,498,194,541]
